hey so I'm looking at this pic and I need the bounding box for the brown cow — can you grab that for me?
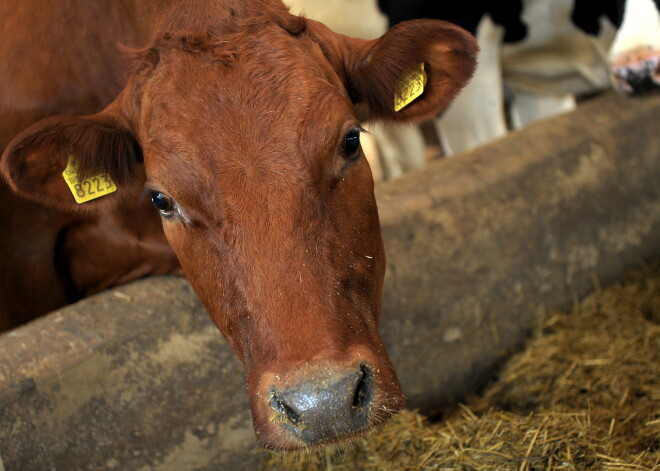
[0,0,477,450]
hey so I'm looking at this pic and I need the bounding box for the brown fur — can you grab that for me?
[0,0,477,450]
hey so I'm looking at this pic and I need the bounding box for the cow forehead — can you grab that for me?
[149,58,345,132]
[143,63,352,185]
[140,27,351,155]
[146,20,343,105]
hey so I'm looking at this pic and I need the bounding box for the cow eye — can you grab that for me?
[341,129,361,160]
[149,191,175,216]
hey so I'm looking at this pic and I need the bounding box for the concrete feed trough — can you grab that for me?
[1,92,659,470]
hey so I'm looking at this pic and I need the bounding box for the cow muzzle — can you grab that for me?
[610,47,660,94]
[268,363,373,444]
[252,356,403,450]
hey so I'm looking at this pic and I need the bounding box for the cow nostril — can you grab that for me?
[268,393,301,426]
[352,364,372,411]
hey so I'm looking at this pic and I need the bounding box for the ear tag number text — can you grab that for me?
[394,63,427,112]
[62,156,117,204]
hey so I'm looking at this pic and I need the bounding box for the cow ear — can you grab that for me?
[1,106,143,212]
[310,19,478,123]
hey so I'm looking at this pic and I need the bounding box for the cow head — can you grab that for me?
[607,0,660,94]
[0,1,477,450]
[573,0,660,94]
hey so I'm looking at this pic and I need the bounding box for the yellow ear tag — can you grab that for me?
[394,63,427,112]
[62,156,117,204]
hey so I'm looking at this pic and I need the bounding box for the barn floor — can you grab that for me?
[260,262,660,470]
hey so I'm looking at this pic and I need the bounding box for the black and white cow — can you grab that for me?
[381,0,660,156]
[288,0,659,178]
[381,0,659,96]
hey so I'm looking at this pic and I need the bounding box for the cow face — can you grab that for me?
[572,0,660,94]
[0,2,477,450]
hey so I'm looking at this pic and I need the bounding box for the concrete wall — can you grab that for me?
[377,91,660,411]
[1,92,658,470]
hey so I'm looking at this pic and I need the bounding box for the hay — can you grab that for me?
[260,262,660,470]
